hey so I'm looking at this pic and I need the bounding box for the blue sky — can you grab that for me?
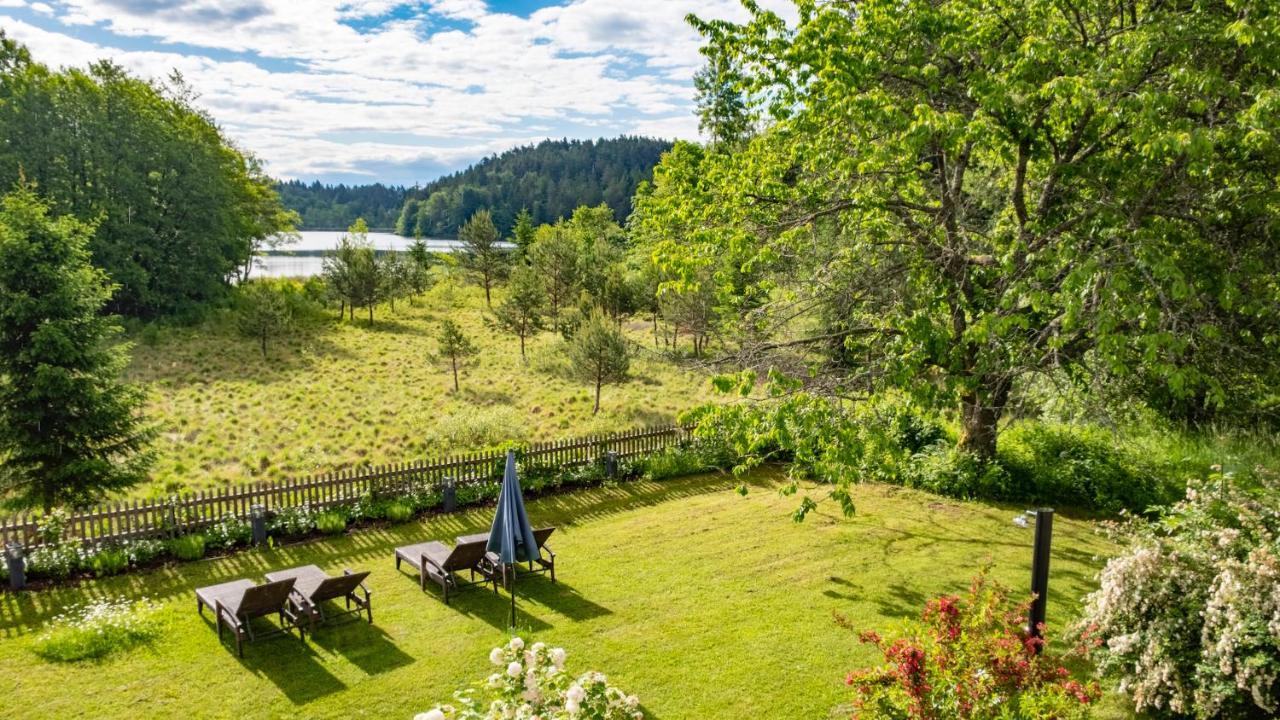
[0,0,787,185]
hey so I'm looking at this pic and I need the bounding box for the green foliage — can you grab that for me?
[384,500,413,523]
[398,137,670,237]
[490,263,546,360]
[637,445,727,482]
[267,505,317,537]
[276,180,404,231]
[33,597,162,663]
[0,186,154,509]
[315,510,348,535]
[26,542,83,579]
[204,516,252,549]
[567,311,630,415]
[0,38,295,315]
[167,534,206,561]
[662,0,1280,459]
[88,547,129,577]
[458,209,507,307]
[510,207,536,257]
[233,281,294,359]
[435,318,479,392]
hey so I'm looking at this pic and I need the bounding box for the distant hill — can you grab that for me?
[396,136,673,238]
[275,180,406,231]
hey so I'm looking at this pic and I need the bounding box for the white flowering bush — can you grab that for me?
[415,637,642,720]
[33,597,163,662]
[1077,466,1280,718]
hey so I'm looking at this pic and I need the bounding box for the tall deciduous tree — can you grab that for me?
[663,0,1280,459]
[458,209,506,308]
[435,319,479,392]
[568,311,630,415]
[491,264,546,361]
[0,186,153,510]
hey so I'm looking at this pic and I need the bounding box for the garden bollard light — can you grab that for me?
[250,504,267,545]
[1027,508,1054,652]
[5,541,26,591]
[604,451,618,478]
[443,477,457,513]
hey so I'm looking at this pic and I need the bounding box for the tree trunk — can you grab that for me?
[484,277,492,308]
[652,313,659,349]
[339,299,345,319]
[451,356,459,392]
[519,333,526,361]
[349,303,355,322]
[593,370,602,415]
[956,379,1010,461]
[367,303,374,326]
[260,332,267,359]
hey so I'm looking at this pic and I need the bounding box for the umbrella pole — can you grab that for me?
[509,563,516,628]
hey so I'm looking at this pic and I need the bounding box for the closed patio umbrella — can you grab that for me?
[488,450,538,627]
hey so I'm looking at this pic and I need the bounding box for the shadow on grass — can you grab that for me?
[0,473,750,633]
[307,620,415,677]
[236,632,348,704]
[518,576,612,622]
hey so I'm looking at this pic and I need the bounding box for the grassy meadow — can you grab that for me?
[124,277,715,498]
[0,469,1134,719]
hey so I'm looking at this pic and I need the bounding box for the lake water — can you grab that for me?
[253,231,474,278]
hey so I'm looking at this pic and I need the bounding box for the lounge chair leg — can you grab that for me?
[197,599,204,617]
[395,556,401,571]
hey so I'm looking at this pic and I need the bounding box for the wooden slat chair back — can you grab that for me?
[237,579,298,619]
[309,571,370,605]
[442,539,490,572]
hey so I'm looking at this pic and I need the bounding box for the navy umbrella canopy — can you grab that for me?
[488,450,538,626]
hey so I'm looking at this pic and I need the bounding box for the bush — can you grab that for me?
[315,510,348,535]
[34,597,162,663]
[423,407,528,449]
[25,542,83,579]
[204,515,252,549]
[842,573,1098,719]
[384,501,414,523]
[998,422,1177,513]
[88,547,129,577]
[1076,467,1280,718]
[168,534,206,561]
[268,504,318,537]
[417,637,642,720]
[121,538,166,566]
[905,446,1015,501]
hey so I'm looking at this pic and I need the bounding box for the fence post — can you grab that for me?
[443,477,457,513]
[5,541,25,591]
[1027,508,1054,652]
[250,504,267,546]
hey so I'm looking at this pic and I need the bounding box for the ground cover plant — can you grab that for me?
[32,597,162,663]
[0,469,1132,719]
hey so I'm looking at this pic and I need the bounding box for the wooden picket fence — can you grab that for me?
[0,425,691,549]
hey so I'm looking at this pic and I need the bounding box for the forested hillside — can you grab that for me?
[0,34,293,317]
[396,136,671,237]
[275,180,405,230]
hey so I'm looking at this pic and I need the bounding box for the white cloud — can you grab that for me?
[0,1,790,182]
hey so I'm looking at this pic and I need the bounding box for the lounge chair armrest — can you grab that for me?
[214,601,240,630]
[543,546,555,559]
[344,568,373,598]
[422,554,446,575]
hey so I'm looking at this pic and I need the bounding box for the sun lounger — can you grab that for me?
[264,564,372,632]
[196,577,302,656]
[394,537,498,602]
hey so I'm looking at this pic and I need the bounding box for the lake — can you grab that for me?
[252,230,476,278]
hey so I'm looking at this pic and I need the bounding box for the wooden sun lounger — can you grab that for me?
[458,526,557,586]
[264,564,372,632]
[394,538,498,603]
[196,577,302,657]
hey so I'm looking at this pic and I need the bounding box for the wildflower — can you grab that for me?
[506,661,523,678]
[490,647,505,666]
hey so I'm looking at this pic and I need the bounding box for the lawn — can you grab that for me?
[0,469,1129,719]
[124,280,714,497]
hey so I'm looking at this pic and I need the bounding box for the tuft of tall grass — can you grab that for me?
[34,598,162,663]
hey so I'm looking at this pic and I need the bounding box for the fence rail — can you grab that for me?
[0,425,690,548]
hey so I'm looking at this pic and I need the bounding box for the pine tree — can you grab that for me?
[435,319,479,392]
[458,209,506,308]
[0,186,154,510]
[491,264,546,361]
[567,310,630,415]
[234,281,293,358]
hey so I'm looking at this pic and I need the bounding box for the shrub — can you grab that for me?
[34,597,162,663]
[121,538,166,566]
[88,547,129,577]
[842,574,1099,719]
[905,446,1014,501]
[424,407,528,449]
[204,515,252,549]
[268,504,318,537]
[417,637,642,720]
[1076,467,1280,718]
[315,510,348,535]
[25,542,83,579]
[998,422,1177,513]
[384,501,414,523]
[168,534,206,561]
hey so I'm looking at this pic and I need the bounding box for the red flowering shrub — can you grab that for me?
[841,574,1099,719]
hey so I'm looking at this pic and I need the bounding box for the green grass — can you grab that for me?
[0,469,1132,719]
[125,280,714,497]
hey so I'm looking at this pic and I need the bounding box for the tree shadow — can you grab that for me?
[200,615,349,704]
[869,582,928,619]
[306,619,415,677]
[460,386,515,405]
